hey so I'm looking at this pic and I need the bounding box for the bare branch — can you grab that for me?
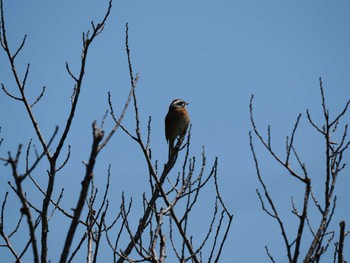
[54,0,113,161]
[30,86,46,108]
[251,79,350,263]
[0,192,8,227]
[108,91,137,141]
[21,126,58,180]
[0,221,21,262]
[337,221,345,263]
[307,109,325,135]
[21,63,30,90]
[60,122,104,263]
[12,34,27,60]
[330,99,350,128]
[99,79,135,151]
[250,95,306,183]
[285,114,302,165]
[265,245,276,263]
[55,145,71,172]
[0,193,23,261]
[1,83,22,101]
[250,130,292,262]
[65,62,78,82]
[68,233,87,263]
[5,149,40,263]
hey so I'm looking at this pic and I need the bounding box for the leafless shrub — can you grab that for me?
[250,78,349,263]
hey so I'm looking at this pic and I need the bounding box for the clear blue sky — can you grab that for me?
[1,1,350,262]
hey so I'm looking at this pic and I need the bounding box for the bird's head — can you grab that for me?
[169,99,189,109]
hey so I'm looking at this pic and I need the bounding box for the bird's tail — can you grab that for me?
[168,140,174,161]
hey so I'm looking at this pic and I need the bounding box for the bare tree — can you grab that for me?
[0,1,233,262]
[249,78,349,263]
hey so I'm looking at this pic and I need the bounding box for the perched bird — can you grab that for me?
[165,99,190,160]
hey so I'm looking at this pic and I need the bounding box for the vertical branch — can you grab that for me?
[87,210,94,263]
[305,79,349,262]
[92,209,107,263]
[5,147,40,263]
[125,23,141,139]
[319,78,331,210]
[292,179,311,263]
[0,192,22,262]
[59,122,104,263]
[213,160,234,263]
[337,221,345,263]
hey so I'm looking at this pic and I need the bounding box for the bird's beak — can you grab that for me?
[186,102,189,105]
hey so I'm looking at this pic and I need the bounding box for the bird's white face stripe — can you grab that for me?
[171,99,188,108]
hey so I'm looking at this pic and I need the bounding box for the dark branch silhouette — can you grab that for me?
[250,78,349,263]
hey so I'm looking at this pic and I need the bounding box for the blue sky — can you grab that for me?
[1,1,350,262]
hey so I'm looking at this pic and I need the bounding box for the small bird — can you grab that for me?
[165,99,190,160]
